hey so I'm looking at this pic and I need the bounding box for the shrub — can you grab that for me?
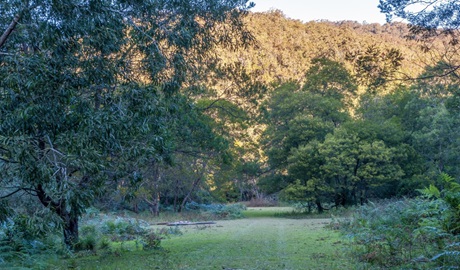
[243,197,277,207]
[75,225,99,252]
[141,231,162,250]
[101,219,146,236]
[74,235,97,252]
[99,237,111,250]
[0,214,63,268]
[340,198,459,269]
[419,173,460,234]
[185,202,246,219]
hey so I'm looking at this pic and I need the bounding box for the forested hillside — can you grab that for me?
[201,10,460,211]
[213,10,433,91]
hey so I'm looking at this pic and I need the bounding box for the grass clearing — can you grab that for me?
[67,208,358,269]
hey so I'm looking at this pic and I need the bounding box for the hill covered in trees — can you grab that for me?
[218,11,460,212]
[191,10,460,212]
[212,10,436,92]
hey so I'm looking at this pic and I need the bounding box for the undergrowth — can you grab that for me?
[0,203,246,268]
[185,202,247,219]
[336,198,460,269]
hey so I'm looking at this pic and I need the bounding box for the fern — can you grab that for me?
[418,184,441,199]
[431,250,460,261]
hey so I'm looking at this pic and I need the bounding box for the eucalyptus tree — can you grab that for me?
[0,0,254,248]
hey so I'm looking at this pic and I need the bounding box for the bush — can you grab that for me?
[420,173,460,234]
[74,235,98,252]
[243,197,277,207]
[75,225,99,252]
[141,231,162,250]
[101,219,146,236]
[0,214,62,269]
[185,202,246,219]
[339,198,460,269]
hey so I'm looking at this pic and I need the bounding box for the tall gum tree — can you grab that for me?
[0,0,254,248]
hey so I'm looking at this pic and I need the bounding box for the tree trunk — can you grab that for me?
[36,184,80,249]
[173,192,178,212]
[152,192,160,217]
[315,198,324,213]
[178,177,199,212]
[62,212,79,248]
[340,188,348,207]
[178,160,208,212]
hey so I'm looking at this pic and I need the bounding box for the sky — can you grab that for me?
[250,0,388,24]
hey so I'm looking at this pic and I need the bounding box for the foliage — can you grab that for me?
[74,226,98,252]
[346,44,404,91]
[262,58,406,211]
[222,11,427,87]
[379,0,460,79]
[0,0,254,248]
[419,173,460,234]
[140,231,162,250]
[379,0,460,31]
[186,202,247,219]
[339,198,460,269]
[0,215,63,269]
[262,58,353,173]
[74,213,176,253]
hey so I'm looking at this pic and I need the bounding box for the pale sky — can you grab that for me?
[250,0,387,24]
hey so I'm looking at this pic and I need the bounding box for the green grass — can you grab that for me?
[62,208,358,269]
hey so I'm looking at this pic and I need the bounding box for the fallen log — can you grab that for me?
[166,221,216,226]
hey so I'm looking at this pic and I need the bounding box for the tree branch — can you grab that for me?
[0,13,21,49]
[36,184,60,211]
[0,188,23,199]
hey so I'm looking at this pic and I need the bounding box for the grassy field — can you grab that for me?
[65,207,357,270]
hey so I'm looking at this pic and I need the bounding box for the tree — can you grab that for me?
[260,58,356,209]
[346,45,404,91]
[0,0,254,248]
[286,140,330,212]
[357,90,427,195]
[320,126,405,205]
[286,121,405,211]
[261,58,355,172]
